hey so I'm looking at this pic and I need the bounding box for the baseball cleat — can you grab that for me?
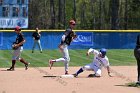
[65,71,69,75]
[136,82,140,86]
[25,63,30,70]
[49,60,53,69]
[88,74,100,78]
[72,73,78,77]
[7,67,14,71]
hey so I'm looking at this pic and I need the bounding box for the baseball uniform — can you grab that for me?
[134,34,140,84]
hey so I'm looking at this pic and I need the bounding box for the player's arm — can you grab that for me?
[86,48,94,56]
[106,66,111,76]
[18,40,25,46]
[61,34,66,42]
[16,35,26,47]
[104,60,112,77]
[38,32,41,36]
[14,39,25,48]
[86,48,98,56]
[61,30,68,43]
[32,33,35,40]
[61,29,70,44]
[71,32,77,41]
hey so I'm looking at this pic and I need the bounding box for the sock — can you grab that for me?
[12,60,16,68]
[76,68,84,75]
[19,58,28,65]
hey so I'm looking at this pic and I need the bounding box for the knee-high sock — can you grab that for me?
[19,58,28,65]
[76,68,84,75]
[12,60,16,68]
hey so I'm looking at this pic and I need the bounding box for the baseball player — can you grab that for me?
[32,27,42,53]
[49,19,77,75]
[7,26,29,71]
[134,34,140,85]
[73,48,111,77]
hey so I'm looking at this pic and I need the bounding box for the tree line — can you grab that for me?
[28,0,140,30]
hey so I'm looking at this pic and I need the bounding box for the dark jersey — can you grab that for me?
[32,32,40,40]
[136,34,140,48]
[61,28,76,46]
[14,33,25,46]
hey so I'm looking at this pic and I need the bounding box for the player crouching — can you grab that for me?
[73,48,111,77]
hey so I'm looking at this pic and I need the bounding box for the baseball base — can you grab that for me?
[60,74,74,78]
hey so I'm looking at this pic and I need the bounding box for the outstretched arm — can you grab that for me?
[86,48,94,56]
[107,66,112,77]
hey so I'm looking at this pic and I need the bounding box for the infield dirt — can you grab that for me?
[0,66,139,93]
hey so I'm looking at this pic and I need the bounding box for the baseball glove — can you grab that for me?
[12,44,19,50]
[70,31,77,39]
[73,34,77,39]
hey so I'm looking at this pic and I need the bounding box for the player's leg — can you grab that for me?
[64,61,69,74]
[49,44,70,74]
[7,48,19,71]
[49,44,66,68]
[19,58,29,70]
[136,58,140,84]
[49,58,65,69]
[88,64,102,77]
[18,47,29,70]
[63,45,70,74]
[7,60,16,71]
[134,48,140,84]
[37,40,42,53]
[134,58,140,85]
[32,40,37,53]
[94,69,102,77]
[73,63,93,77]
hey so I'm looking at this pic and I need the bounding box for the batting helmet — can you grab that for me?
[69,20,76,25]
[100,48,107,57]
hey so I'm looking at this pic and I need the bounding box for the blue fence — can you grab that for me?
[0,32,138,50]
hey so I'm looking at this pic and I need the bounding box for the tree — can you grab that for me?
[124,0,128,30]
[50,0,56,29]
[111,0,119,30]
[73,0,76,21]
[27,0,140,29]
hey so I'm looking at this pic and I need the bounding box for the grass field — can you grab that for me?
[0,49,136,68]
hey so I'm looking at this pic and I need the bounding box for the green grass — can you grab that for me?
[0,49,136,68]
[125,82,140,88]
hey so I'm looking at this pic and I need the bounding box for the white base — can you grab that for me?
[60,74,74,78]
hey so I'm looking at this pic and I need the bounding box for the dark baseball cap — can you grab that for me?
[15,26,21,31]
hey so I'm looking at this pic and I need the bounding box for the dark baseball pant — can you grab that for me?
[134,48,140,82]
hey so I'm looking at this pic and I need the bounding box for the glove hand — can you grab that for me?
[73,34,77,39]
[12,44,19,50]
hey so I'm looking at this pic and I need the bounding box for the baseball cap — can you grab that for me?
[69,20,76,25]
[99,48,107,57]
[15,26,21,31]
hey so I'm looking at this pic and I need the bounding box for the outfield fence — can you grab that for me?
[0,30,139,50]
